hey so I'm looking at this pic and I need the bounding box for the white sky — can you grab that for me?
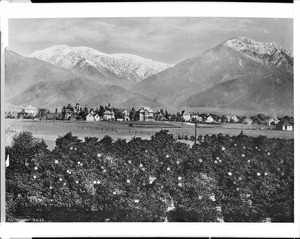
[8,17,293,64]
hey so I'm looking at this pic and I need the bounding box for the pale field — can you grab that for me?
[5,119,293,149]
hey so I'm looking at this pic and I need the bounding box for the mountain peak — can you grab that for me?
[223,37,292,57]
[221,37,293,71]
[29,45,172,85]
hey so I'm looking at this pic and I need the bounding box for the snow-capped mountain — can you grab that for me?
[133,37,293,113]
[223,37,293,74]
[29,45,173,87]
[5,49,163,110]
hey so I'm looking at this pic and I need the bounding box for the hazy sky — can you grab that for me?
[8,17,293,64]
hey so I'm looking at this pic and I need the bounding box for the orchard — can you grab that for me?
[5,130,294,222]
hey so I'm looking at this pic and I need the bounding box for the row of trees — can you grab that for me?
[6,130,294,222]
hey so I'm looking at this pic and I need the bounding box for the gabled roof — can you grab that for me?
[64,109,74,114]
[282,120,293,126]
[139,107,153,113]
[104,110,114,115]
[25,105,38,110]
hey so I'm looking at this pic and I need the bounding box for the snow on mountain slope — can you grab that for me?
[132,37,293,113]
[29,45,173,84]
[223,37,293,74]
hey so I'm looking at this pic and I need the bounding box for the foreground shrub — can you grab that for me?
[6,131,294,222]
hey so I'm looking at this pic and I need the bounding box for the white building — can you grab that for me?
[94,114,101,122]
[182,113,191,122]
[86,113,95,122]
[103,110,115,121]
[24,105,39,116]
[206,115,214,123]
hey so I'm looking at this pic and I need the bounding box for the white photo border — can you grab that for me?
[0,1,299,238]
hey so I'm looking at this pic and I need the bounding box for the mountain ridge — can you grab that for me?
[29,45,173,88]
[132,37,293,113]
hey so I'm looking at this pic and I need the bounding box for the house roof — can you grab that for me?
[282,120,293,126]
[104,110,114,115]
[65,109,74,114]
[139,107,153,113]
[242,118,253,123]
[25,105,38,110]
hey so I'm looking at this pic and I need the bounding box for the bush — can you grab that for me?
[6,130,294,222]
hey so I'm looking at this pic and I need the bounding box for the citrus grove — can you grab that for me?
[5,130,293,222]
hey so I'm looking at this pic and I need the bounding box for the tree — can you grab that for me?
[5,130,294,222]
[99,106,105,117]
[165,110,169,120]
[66,103,74,112]
[129,108,137,121]
[113,108,123,120]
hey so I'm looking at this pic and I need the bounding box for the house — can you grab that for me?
[192,115,202,122]
[242,118,253,125]
[103,110,115,121]
[68,115,76,121]
[267,118,279,126]
[226,115,239,123]
[64,109,74,120]
[138,107,154,121]
[94,114,101,122]
[5,111,18,119]
[280,121,293,131]
[24,105,39,117]
[205,115,214,123]
[86,113,95,122]
[122,110,130,121]
[182,113,191,122]
[18,110,29,119]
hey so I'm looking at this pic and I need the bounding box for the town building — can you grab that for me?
[267,118,279,126]
[24,105,39,117]
[94,114,101,122]
[18,109,29,119]
[242,118,253,125]
[182,113,191,122]
[86,112,95,122]
[205,115,214,123]
[280,121,293,131]
[103,110,115,121]
[64,109,74,120]
[69,115,77,121]
[138,107,155,121]
[226,115,240,123]
[190,113,202,122]
[122,110,130,121]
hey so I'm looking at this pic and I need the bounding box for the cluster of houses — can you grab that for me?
[5,103,293,131]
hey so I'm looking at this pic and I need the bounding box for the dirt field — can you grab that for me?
[5,119,293,149]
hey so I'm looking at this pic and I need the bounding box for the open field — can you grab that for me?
[5,119,293,149]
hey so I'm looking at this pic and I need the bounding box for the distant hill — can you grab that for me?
[29,45,173,89]
[5,50,82,101]
[132,37,293,114]
[5,50,163,110]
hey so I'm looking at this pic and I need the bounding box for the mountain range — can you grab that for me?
[5,50,163,110]
[30,45,173,89]
[5,37,293,114]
